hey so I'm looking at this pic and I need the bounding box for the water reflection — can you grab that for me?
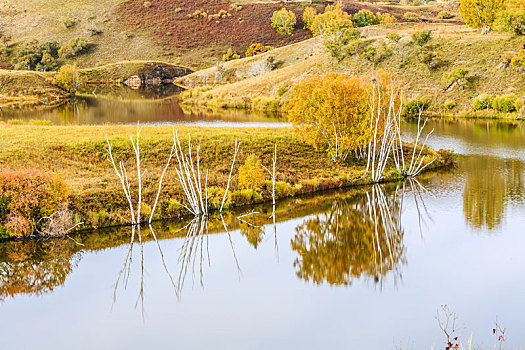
[0,85,285,126]
[0,181,432,302]
[291,184,407,286]
[0,239,82,301]
[462,156,525,231]
[404,119,525,161]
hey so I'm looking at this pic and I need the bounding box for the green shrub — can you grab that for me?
[13,40,60,71]
[361,41,391,65]
[386,32,402,42]
[87,26,102,36]
[231,189,263,205]
[345,39,367,56]
[58,38,90,58]
[437,10,454,19]
[271,8,297,35]
[442,67,469,90]
[515,98,525,113]
[444,99,456,110]
[404,12,420,22]
[495,9,525,35]
[263,180,294,198]
[473,94,493,110]
[29,119,52,125]
[492,94,517,112]
[352,9,379,27]
[511,49,525,71]
[222,48,240,62]
[412,30,432,46]
[61,17,77,29]
[277,86,288,96]
[402,98,429,117]
[206,186,228,209]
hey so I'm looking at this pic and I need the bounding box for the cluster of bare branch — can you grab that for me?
[172,131,209,217]
[106,125,282,228]
[106,124,144,225]
[36,207,84,237]
[106,125,216,224]
[366,76,435,182]
[366,78,401,182]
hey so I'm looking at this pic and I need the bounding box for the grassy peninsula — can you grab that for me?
[0,124,452,238]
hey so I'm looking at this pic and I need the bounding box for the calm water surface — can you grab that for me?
[0,86,287,126]
[1,118,525,349]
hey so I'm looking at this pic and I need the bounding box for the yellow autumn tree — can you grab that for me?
[302,6,317,30]
[285,72,371,162]
[238,154,264,190]
[311,3,351,36]
[459,0,506,32]
[271,8,297,35]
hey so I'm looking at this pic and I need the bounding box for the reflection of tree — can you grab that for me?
[238,211,267,249]
[463,157,525,230]
[0,239,81,301]
[291,185,406,286]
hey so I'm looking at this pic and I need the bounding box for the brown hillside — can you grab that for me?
[118,0,321,52]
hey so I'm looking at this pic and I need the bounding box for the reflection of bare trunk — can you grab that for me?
[176,217,209,297]
[112,224,177,314]
[221,214,242,279]
[366,185,404,280]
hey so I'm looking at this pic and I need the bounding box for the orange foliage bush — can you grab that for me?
[0,170,69,237]
[285,72,371,162]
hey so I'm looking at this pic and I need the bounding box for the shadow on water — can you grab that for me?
[0,179,434,304]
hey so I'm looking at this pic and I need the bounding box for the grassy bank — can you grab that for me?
[0,69,67,108]
[178,23,525,119]
[0,125,452,237]
[79,61,193,84]
[0,61,192,108]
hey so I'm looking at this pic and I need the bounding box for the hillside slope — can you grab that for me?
[0,0,457,71]
[179,23,525,117]
[0,0,325,70]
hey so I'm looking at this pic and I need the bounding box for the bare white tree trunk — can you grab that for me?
[366,77,399,182]
[149,128,178,224]
[173,131,209,216]
[263,143,277,207]
[129,124,143,224]
[105,135,136,225]
[220,139,240,213]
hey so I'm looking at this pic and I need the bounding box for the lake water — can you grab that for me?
[0,86,287,127]
[1,113,525,349]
